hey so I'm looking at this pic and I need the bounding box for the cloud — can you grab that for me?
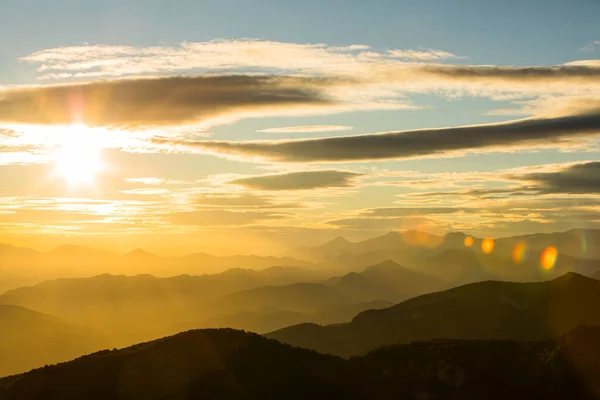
[257,125,353,133]
[363,207,469,217]
[170,209,286,226]
[0,75,341,128]
[10,40,600,133]
[414,64,600,84]
[487,95,600,118]
[581,41,600,52]
[566,60,600,67]
[20,40,459,80]
[120,188,171,196]
[516,161,600,194]
[387,49,459,61]
[124,177,165,185]
[32,40,599,91]
[227,170,362,190]
[170,111,600,162]
[0,209,103,223]
[22,41,600,95]
[403,162,600,200]
[0,129,21,138]
[194,193,305,209]
[21,40,600,103]
[328,215,452,232]
[327,206,467,230]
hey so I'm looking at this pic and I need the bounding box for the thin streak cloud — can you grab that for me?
[228,170,362,190]
[257,125,353,133]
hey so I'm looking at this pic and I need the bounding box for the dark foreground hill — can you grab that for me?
[268,272,600,356]
[0,329,366,400]
[2,327,600,400]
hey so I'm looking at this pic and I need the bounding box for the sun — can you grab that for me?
[54,124,104,186]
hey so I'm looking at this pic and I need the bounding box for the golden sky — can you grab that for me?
[1,2,600,255]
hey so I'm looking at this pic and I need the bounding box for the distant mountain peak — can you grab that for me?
[552,271,591,284]
[382,231,402,238]
[125,248,159,258]
[318,236,354,253]
[370,259,403,270]
[325,236,352,245]
[444,231,467,238]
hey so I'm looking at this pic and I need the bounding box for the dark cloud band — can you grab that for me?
[176,111,600,162]
[0,75,336,127]
[517,162,600,194]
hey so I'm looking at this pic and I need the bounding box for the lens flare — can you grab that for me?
[464,236,473,247]
[482,238,494,254]
[512,241,527,264]
[541,247,558,270]
[401,230,444,249]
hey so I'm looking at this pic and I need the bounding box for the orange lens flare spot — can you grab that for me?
[541,246,558,270]
[512,241,527,264]
[482,238,494,254]
[401,230,444,249]
[464,236,473,247]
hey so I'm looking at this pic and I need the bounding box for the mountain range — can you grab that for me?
[0,260,433,347]
[291,229,600,262]
[0,267,326,346]
[0,228,599,379]
[2,228,599,292]
[0,243,313,292]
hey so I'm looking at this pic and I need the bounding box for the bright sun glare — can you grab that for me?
[54,124,104,186]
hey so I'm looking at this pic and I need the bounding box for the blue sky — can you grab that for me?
[2,0,599,80]
[0,0,599,255]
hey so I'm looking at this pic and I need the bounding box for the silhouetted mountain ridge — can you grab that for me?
[0,244,313,291]
[2,326,600,399]
[268,272,600,356]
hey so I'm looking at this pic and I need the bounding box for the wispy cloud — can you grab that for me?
[257,125,353,133]
[581,40,600,52]
[124,177,166,185]
[228,170,362,190]
[194,193,306,209]
[387,48,460,61]
[170,209,287,226]
[20,40,460,80]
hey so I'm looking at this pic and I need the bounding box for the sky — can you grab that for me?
[0,0,599,255]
